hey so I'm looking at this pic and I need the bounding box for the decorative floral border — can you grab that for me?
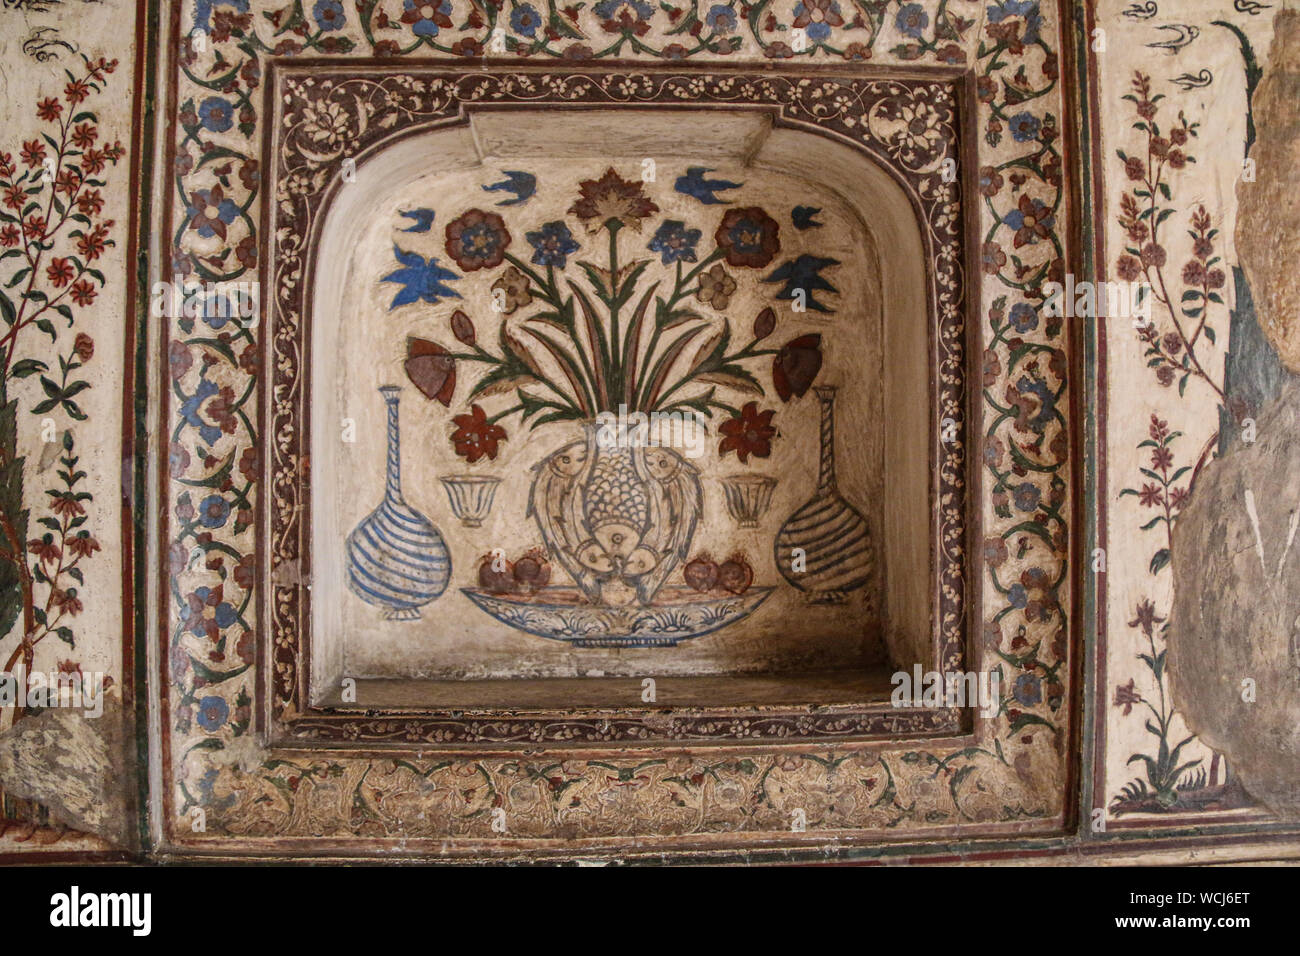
[160,0,1070,848]
[263,65,969,744]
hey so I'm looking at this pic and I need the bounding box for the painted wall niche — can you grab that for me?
[263,68,971,744]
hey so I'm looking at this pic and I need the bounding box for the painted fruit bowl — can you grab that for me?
[461,585,775,647]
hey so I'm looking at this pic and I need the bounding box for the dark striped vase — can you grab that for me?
[774,385,873,604]
[345,386,451,620]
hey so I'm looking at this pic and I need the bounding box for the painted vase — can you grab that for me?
[528,422,701,606]
[774,385,873,603]
[346,385,451,619]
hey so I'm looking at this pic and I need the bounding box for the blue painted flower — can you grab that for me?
[594,0,654,24]
[401,0,453,37]
[1009,302,1038,333]
[196,768,237,810]
[193,0,249,32]
[186,186,240,240]
[1007,583,1028,609]
[648,220,701,265]
[704,3,737,33]
[987,0,1041,45]
[1003,196,1054,246]
[1013,673,1042,706]
[183,586,238,640]
[1012,481,1041,512]
[313,0,345,31]
[895,2,929,38]
[180,377,223,445]
[197,96,234,133]
[196,695,230,732]
[1011,373,1057,432]
[526,221,580,268]
[511,3,542,36]
[793,0,842,42]
[1008,111,1041,143]
[381,245,462,308]
[199,493,232,528]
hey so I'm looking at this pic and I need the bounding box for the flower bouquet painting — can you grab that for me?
[370,166,862,647]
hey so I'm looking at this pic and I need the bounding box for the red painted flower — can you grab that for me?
[76,228,105,260]
[20,140,46,169]
[77,188,104,217]
[444,208,511,271]
[70,122,97,149]
[45,257,74,288]
[568,167,659,234]
[22,215,46,241]
[69,279,97,306]
[54,168,81,195]
[719,402,777,464]
[714,206,780,269]
[81,148,107,176]
[67,533,101,559]
[450,404,507,463]
[28,537,61,564]
[2,185,22,211]
[36,97,62,122]
[0,225,18,248]
[772,334,823,401]
[64,79,90,105]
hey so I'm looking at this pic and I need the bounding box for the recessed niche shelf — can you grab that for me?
[261,66,972,747]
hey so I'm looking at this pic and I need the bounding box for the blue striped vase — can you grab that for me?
[774,385,874,604]
[345,386,451,620]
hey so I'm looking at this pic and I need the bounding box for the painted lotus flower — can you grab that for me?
[568,167,660,233]
[714,206,780,268]
[445,208,511,271]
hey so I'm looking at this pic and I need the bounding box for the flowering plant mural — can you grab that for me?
[1108,69,1247,815]
[0,54,122,728]
[395,168,824,465]
[378,166,842,638]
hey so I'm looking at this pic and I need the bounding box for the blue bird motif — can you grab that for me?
[791,205,824,230]
[482,170,537,206]
[674,166,743,205]
[381,245,462,309]
[763,254,841,313]
[397,208,436,232]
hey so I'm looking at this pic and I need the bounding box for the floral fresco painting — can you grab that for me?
[319,157,889,678]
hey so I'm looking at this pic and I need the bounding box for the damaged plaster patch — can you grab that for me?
[0,696,135,849]
[1170,379,1300,818]
[1236,8,1300,375]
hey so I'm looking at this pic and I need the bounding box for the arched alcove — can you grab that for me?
[302,106,936,712]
